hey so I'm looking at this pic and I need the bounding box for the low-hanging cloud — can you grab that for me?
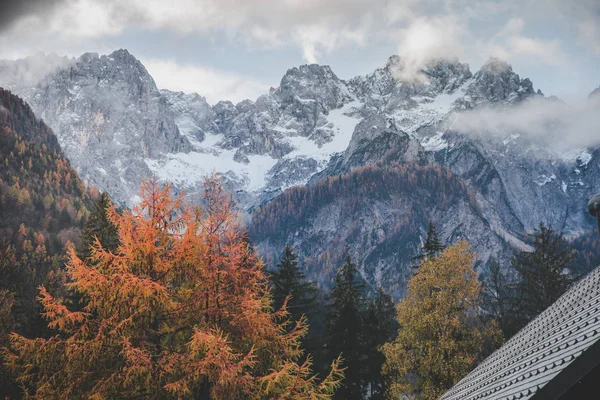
[0,53,74,90]
[452,95,600,151]
[393,16,464,82]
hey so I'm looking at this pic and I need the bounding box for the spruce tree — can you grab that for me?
[327,255,367,400]
[481,259,519,340]
[412,221,445,268]
[78,192,119,260]
[270,245,317,325]
[363,288,397,399]
[268,245,328,374]
[512,223,576,329]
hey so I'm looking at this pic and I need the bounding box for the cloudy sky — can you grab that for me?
[0,0,599,104]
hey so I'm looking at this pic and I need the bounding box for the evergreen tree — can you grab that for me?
[512,223,576,330]
[327,255,367,400]
[270,245,317,325]
[268,246,328,377]
[412,221,445,268]
[481,259,519,340]
[78,192,119,260]
[363,288,397,399]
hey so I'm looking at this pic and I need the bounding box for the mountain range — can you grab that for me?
[1,49,599,295]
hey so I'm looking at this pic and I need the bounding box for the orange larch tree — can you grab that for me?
[5,177,342,399]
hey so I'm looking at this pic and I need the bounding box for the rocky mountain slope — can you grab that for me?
[0,50,189,204]
[1,50,599,293]
[250,162,510,297]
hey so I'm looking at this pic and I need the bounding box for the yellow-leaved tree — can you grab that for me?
[4,177,343,399]
[381,241,500,400]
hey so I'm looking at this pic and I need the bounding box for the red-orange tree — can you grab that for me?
[5,178,342,399]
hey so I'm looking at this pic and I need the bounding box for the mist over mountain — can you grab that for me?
[1,49,599,293]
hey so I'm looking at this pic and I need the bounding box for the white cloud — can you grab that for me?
[453,97,600,151]
[509,36,565,66]
[143,59,271,104]
[0,0,597,69]
[2,0,379,63]
[46,0,123,39]
[485,17,567,66]
[394,16,464,82]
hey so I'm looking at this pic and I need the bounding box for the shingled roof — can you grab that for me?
[439,265,600,400]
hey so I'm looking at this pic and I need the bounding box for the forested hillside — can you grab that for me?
[0,88,91,254]
[570,230,600,276]
[0,88,94,395]
[249,162,509,296]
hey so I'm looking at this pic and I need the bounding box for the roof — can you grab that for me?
[439,265,600,400]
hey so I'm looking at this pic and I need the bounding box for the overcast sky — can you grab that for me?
[0,0,599,104]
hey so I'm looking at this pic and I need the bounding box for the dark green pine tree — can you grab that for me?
[78,192,119,260]
[512,223,576,329]
[270,245,317,326]
[412,221,445,268]
[327,255,367,400]
[364,288,397,400]
[269,246,326,375]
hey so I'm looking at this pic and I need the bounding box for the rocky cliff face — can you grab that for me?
[1,50,190,204]
[1,49,598,293]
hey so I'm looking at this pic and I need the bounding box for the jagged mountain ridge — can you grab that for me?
[1,49,599,293]
[0,50,549,209]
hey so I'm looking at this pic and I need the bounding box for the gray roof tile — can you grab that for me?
[439,265,600,400]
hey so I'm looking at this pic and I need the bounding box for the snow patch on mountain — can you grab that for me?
[146,148,278,192]
[420,132,449,152]
[146,98,363,194]
[284,100,362,163]
[535,173,556,186]
[388,79,469,136]
[561,148,592,166]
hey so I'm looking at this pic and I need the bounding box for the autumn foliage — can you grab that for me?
[381,241,501,400]
[5,178,343,399]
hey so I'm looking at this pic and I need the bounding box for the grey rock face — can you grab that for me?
[2,49,190,205]
[2,49,600,294]
[313,114,429,181]
[589,86,600,106]
[349,56,472,115]
[458,57,536,107]
[277,64,353,109]
[161,90,216,143]
[252,163,512,298]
